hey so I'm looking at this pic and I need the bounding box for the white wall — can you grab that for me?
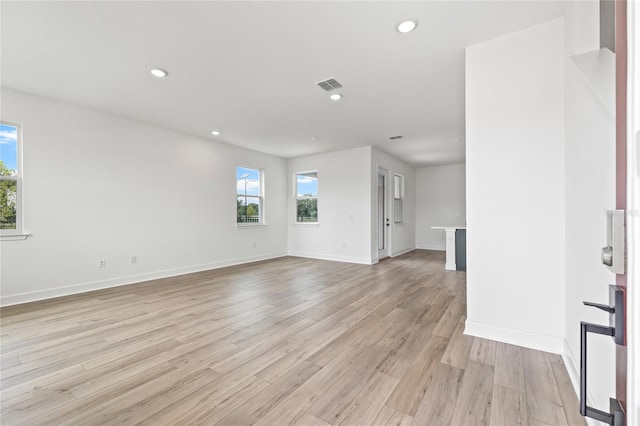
[0,88,288,306]
[371,147,416,260]
[465,18,566,353]
[564,52,616,412]
[415,164,466,250]
[287,146,373,264]
[563,1,617,410]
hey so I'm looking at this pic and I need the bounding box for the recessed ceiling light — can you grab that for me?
[211,130,221,136]
[396,19,418,33]
[150,68,168,78]
[330,93,343,101]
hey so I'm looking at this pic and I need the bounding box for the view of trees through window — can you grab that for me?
[236,166,262,224]
[296,172,318,222]
[0,122,19,231]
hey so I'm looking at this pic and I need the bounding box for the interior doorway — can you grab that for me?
[378,168,389,260]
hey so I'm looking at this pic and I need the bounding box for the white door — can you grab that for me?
[378,170,389,259]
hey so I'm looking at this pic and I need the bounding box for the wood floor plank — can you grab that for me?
[291,413,331,426]
[469,336,497,365]
[384,334,449,416]
[449,360,494,426]
[440,319,474,369]
[432,301,465,338]
[333,372,399,426]
[25,362,178,425]
[0,251,585,426]
[490,384,528,426]
[522,348,564,425]
[494,342,525,392]
[411,363,464,426]
[549,357,587,426]
[373,405,414,426]
[213,360,322,425]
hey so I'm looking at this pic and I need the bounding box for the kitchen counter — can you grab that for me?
[431,225,466,270]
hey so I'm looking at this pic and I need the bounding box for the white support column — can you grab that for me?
[445,228,457,270]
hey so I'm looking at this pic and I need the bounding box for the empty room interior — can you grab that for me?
[1,1,637,425]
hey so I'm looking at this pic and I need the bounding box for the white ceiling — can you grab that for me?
[1,1,568,167]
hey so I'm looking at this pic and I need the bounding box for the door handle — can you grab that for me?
[579,286,626,426]
[579,321,623,425]
[583,301,615,313]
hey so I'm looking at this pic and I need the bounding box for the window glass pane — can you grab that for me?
[0,179,17,229]
[237,166,260,196]
[296,172,317,197]
[394,175,403,199]
[394,199,403,223]
[237,196,261,223]
[0,123,18,176]
[296,198,317,222]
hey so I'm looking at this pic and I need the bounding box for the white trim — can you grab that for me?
[0,252,287,307]
[415,245,446,251]
[236,165,265,225]
[294,170,319,224]
[391,247,415,257]
[464,320,564,354]
[287,251,374,265]
[626,0,639,422]
[377,167,390,259]
[0,120,23,237]
[0,233,30,241]
[561,339,581,397]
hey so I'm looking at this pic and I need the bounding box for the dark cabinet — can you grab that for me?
[455,229,466,271]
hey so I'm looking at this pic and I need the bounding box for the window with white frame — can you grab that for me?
[236,166,263,224]
[394,174,404,223]
[1,122,22,235]
[296,171,318,223]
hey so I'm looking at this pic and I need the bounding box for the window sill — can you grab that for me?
[237,223,267,229]
[1,233,31,241]
[292,222,320,226]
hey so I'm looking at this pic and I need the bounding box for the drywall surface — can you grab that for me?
[465,18,566,353]
[287,146,373,264]
[563,13,617,413]
[0,88,288,305]
[415,164,466,250]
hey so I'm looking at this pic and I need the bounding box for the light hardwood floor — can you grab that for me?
[0,250,585,425]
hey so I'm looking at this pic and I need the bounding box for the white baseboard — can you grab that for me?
[287,251,375,265]
[415,245,446,251]
[391,247,415,257]
[1,252,287,307]
[464,320,565,354]
[561,340,581,396]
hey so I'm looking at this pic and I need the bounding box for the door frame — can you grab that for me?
[625,0,639,422]
[377,167,390,260]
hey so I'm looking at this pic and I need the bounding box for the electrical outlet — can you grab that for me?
[130,255,137,264]
[98,259,106,268]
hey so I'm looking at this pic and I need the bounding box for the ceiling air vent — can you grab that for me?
[316,78,343,92]
[389,136,403,140]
